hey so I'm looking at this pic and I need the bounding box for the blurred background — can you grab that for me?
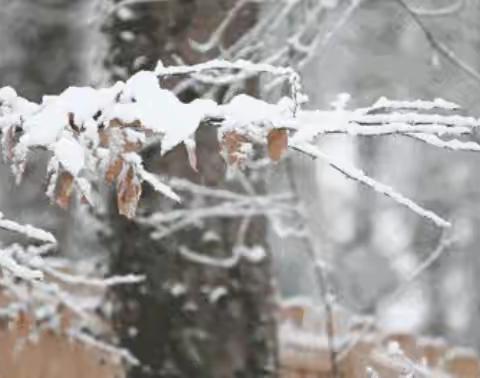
[1,0,480,376]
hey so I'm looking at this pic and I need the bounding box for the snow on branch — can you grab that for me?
[140,187,299,241]
[407,133,480,152]
[0,241,145,366]
[1,59,479,227]
[408,0,464,17]
[0,212,145,365]
[291,142,452,229]
[0,212,56,245]
[68,329,140,366]
[155,59,306,115]
[0,245,44,281]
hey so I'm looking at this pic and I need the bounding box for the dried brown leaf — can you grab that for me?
[105,158,124,184]
[117,166,142,219]
[267,128,288,162]
[2,126,17,161]
[55,171,75,209]
[221,130,249,166]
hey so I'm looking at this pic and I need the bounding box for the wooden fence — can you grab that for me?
[1,299,480,377]
[0,316,121,378]
[279,301,480,377]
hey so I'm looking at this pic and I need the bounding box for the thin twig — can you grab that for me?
[336,232,454,362]
[393,0,480,85]
[283,156,339,378]
[291,142,451,228]
[384,232,455,305]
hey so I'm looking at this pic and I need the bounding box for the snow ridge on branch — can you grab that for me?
[1,60,479,227]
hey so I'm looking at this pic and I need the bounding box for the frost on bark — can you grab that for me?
[103,1,277,377]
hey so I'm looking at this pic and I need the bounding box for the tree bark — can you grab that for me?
[103,1,278,377]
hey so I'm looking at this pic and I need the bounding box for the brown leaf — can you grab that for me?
[2,126,17,161]
[105,158,124,184]
[221,130,249,166]
[123,139,142,153]
[267,128,288,162]
[108,118,124,129]
[55,171,75,209]
[117,166,142,219]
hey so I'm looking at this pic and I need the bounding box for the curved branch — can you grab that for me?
[408,0,464,17]
[393,0,480,85]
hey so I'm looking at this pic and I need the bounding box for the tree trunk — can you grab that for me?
[103,1,278,377]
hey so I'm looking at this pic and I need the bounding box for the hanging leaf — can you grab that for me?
[117,166,142,219]
[221,130,250,166]
[267,128,288,162]
[55,171,75,209]
[105,158,124,184]
[1,126,18,162]
[10,143,28,185]
[75,177,93,206]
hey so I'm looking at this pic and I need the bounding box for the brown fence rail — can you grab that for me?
[1,300,479,377]
[0,318,121,378]
[279,301,480,378]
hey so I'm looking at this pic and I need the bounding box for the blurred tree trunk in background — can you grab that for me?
[103,1,277,377]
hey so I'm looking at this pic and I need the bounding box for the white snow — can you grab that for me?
[170,283,187,297]
[0,213,57,244]
[0,59,478,228]
[117,71,217,153]
[54,138,85,176]
[123,152,181,202]
[219,94,293,131]
[209,286,228,303]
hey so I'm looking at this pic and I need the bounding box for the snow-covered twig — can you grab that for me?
[41,266,145,289]
[188,0,251,54]
[142,192,298,240]
[178,244,266,269]
[394,0,480,84]
[1,60,478,231]
[337,234,455,364]
[363,97,461,113]
[291,142,451,228]
[156,59,305,114]
[68,329,140,366]
[408,133,480,152]
[408,0,464,17]
[0,212,56,245]
[385,233,455,304]
[179,245,241,269]
[0,246,43,281]
[96,0,169,24]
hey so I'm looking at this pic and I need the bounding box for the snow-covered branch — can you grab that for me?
[291,142,451,228]
[1,59,479,229]
[141,189,299,240]
[0,212,145,366]
[0,212,56,245]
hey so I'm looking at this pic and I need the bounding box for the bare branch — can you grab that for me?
[291,142,452,228]
[393,0,480,85]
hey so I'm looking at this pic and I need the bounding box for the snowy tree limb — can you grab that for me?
[291,142,452,228]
